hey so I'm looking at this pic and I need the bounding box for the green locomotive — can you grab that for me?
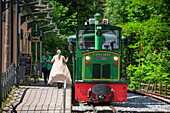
[68,13,128,102]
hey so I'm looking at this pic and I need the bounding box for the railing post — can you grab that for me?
[63,80,66,113]
[6,71,8,94]
[147,83,150,92]
[139,82,141,91]
[165,84,167,97]
[13,64,15,86]
[151,83,154,92]
[1,73,3,103]
[154,83,157,94]
[5,72,7,99]
[159,84,162,95]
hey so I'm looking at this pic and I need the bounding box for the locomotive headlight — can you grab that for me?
[113,56,118,61]
[85,56,90,60]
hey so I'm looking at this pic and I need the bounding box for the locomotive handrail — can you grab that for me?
[76,56,83,81]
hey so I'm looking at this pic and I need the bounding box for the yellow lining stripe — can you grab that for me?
[83,51,120,81]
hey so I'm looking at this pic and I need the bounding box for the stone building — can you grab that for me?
[2,0,32,72]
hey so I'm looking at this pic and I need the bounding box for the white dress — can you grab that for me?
[48,55,72,84]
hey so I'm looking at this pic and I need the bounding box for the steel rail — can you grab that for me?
[110,105,118,113]
[91,104,97,113]
[128,90,170,105]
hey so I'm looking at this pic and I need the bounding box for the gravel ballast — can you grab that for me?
[114,93,170,112]
[72,93,170,112]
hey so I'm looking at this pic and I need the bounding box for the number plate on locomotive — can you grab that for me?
[96,57,107,60]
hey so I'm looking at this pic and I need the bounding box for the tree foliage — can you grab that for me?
[31,0,106,74]
[104,0,127,25]
[30,0,169,88]
[120,18,170,89]
[105,0,170,89]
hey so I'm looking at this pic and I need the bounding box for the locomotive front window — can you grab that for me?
[78,30,95,49]
[102,30,119,50]
[78,30,119,50]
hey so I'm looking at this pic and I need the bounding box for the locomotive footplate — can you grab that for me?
[75,82,127,102]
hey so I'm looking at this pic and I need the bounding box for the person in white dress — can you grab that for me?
[48,50,72,87]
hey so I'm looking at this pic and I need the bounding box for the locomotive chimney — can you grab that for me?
[94,13,103,50]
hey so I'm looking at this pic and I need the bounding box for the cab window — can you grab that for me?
[78,29,119,50]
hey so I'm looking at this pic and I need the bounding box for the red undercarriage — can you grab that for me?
[75,82,127,102]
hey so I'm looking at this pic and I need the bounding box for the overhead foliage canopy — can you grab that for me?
[104,0,169,89]
[30,0,169,88]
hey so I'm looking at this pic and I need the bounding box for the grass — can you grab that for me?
[20,87,32,112]
[0,86,19,112]
[34,87,44,112]
[41,87,50,111]
[47,87,55,111]
[53,88,59,112]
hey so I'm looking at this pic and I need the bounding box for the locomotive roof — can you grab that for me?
[67,35,76,42]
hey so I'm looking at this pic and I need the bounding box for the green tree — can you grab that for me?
[77,0,106,26]
[104,0,170,89]
[104,0,127,25]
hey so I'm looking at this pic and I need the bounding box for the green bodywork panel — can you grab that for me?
[68,25,123,83]
[83,51,120,81]
[94,13,103,50]
[76,25,122,82]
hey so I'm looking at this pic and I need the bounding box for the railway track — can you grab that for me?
[110,105,118,113]
[72,103,119,113]
[90,104,96,113]
[72,91,170,113]
[128,90,170,105]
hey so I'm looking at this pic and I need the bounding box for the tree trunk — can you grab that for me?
[77,0,79,25]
